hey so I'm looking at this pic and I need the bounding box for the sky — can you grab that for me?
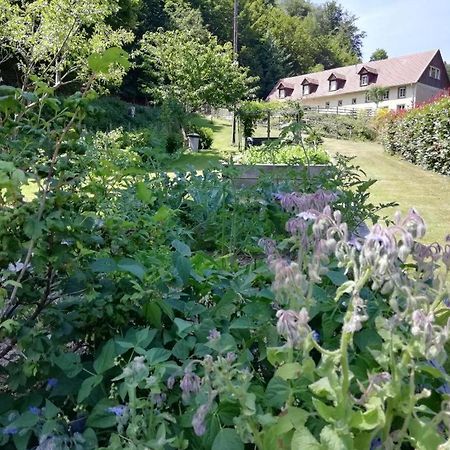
[314,0,450,62]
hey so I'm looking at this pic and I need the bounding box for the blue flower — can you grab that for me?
[2,427,18,436]
[46,378,58,389]
[28,406,41,415]
[106,405,127,416]
[312,330,321,343]
[370,437,382,449]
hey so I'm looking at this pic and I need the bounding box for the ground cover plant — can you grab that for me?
[380,96,450,176]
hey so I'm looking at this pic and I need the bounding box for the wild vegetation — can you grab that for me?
[380,96,450,176]
[1,0,450,449]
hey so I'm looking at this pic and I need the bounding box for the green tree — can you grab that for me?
[367,86,389,108]
[0,0,134,90]
[137,27,255,111]
[370,48,388,61]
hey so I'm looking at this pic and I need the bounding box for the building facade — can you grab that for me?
[266,50,450,112]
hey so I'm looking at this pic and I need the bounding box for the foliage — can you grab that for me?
[370,48,388,61]
[366,86,389,107]
[187,125,214,150]
[0,0,134,90]
[380,96,450,176]
[305,111,377,141]
[135,3,255,112]
[241,143,330,165]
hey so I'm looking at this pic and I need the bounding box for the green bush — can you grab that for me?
[380,96,450,175]
[188,125,214,149]
[306,111,377,141]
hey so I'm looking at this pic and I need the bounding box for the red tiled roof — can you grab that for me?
[267,50,439,101]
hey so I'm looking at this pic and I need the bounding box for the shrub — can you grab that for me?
[188,125,214,149]
[380,96,450,176]
[306,111,377,141]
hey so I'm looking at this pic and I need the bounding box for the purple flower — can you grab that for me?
[192,403,210,436]
[225,352,236,363]
[106,405,127,416]
[29,406,41,415]
[2,427,18,436]
[167,375,176,389]
[208,329,221,341]
[276,308,310,347]
[180,371,201,400]
[152,393,167,408]
[46,378,58,390]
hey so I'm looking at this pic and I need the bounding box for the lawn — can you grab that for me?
[324,138,450,244]
[192,117,450,244]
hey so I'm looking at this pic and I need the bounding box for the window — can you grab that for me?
[279,89,286,99]
[329,80,338,91]
[351,98,357,105]
[337,100,343,107]
[429,66,441,80]
[398,86,406,98]
[325,102,330,108]
[303,84,310,95]
[383,90,390,100]
[360,74,369,86]
[365,92,371,103]
[397,104,405,110]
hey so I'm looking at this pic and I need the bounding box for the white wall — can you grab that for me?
[299,85,415,111]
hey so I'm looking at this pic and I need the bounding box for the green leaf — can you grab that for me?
[117,258,146,280]
[136,182,155,204]
[309,377,337,401]
[350,405,385,431]
[326,270,348,286]
[267,346,291,366]
[409,418,445,450]
[44,400,60,419]
[11,411,39,428]
[53,352,82,378]
[143,301,162,328]
[276,363,302,380]
[174,253,191,284]
[12,431,31,450]
[291,427,322,450]
[146,348,171,365]
[171,239,192,257]
[88,47,130,74]
[320,426,351,450]
[78,375,103,403]
[312,399,338,423]
[152,205,173,222]
[90,258,117,273]
[212,429,244,450]
[24,218,44,239]
[174,318,194,337]
[94,340,117,374]
[265,376,290,408]
[87,401,117,429]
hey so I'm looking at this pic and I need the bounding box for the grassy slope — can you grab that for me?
[323,138,450,243]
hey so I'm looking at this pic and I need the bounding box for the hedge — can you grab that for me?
[380,96,450,176]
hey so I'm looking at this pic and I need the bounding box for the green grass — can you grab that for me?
[323,138,450,243]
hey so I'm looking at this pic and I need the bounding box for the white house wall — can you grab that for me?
[297,84,415,111]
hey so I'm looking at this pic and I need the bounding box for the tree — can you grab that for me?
[367,86,389,108]
[0,0,134,90]
[370,48,388,61]
[137,26,255,111]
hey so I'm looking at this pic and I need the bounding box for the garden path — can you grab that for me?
[324,138,450,243]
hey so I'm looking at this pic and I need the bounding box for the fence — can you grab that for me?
[304,105,374,117]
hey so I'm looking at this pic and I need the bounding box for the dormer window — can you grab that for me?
[358,65,377,87]
[301,77,319,96]
[429,66,441,80]
[277,82,294,99]
[328,72,346,91]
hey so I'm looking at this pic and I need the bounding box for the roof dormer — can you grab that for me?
[327,72,346,91]
[358,65,378,86]
[301,77,319,95]
[277,82,294,99]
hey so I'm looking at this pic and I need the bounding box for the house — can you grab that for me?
[266,50,450,111]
